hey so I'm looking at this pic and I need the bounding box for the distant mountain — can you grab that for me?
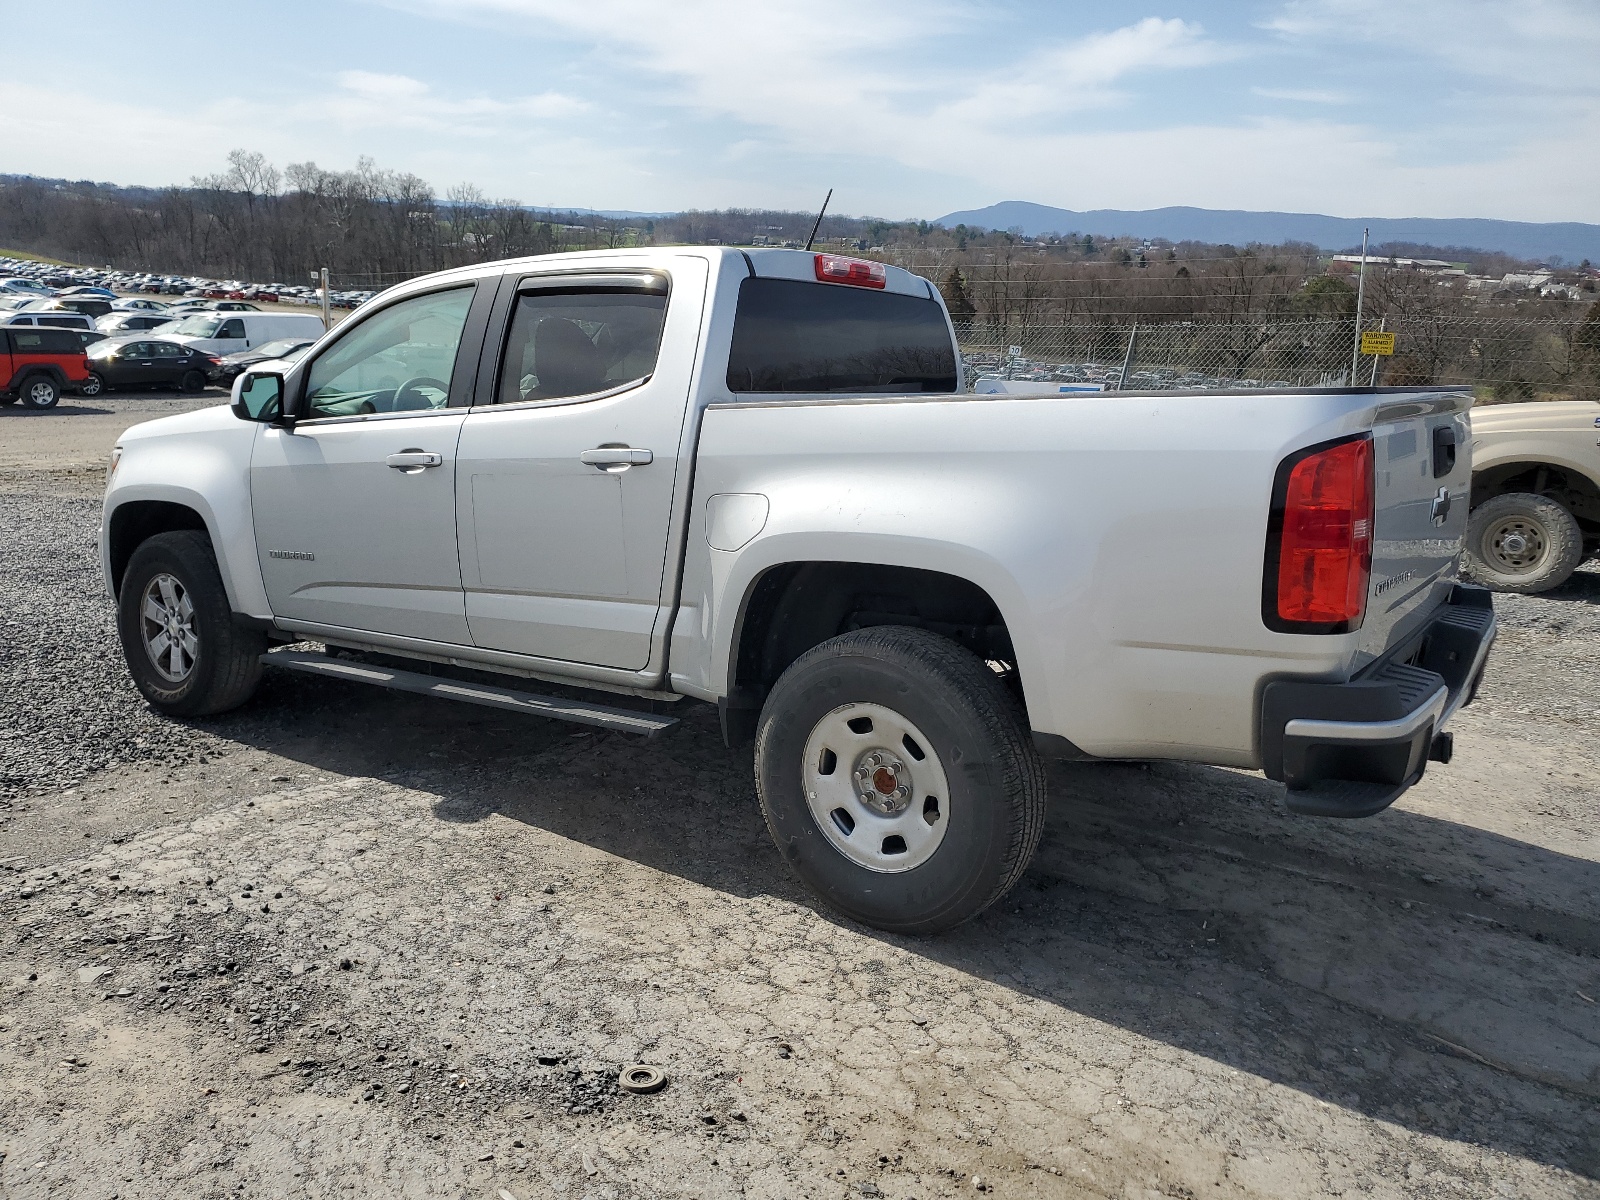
[934,201,1600,263]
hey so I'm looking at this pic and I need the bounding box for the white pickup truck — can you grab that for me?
[102,247,1496,932]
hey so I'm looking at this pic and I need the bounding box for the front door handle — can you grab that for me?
[580,446,653,469]
[386,451,443,472]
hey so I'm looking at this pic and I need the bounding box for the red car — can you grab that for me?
[0,326,93,408]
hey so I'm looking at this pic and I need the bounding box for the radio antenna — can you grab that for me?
[804,188,833,251]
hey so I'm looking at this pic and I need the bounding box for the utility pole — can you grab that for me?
[1116,319,1139,391]
[1349,227,1369,384]
[320,267,331,331]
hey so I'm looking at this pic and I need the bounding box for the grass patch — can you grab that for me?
[0,248,81,267]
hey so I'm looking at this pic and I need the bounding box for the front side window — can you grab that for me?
[303,285,473,419]
[218,318,245,340]
[726,277,958,393]
[494,288,666,405]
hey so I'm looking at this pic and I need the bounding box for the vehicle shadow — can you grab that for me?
[211,667,1600,1179]
[0,404,114,417]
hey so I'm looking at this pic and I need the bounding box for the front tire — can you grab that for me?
[754,626,1046,934]
[21,375,60,409]
[1463,492,1583,593]
[117,530,264,716]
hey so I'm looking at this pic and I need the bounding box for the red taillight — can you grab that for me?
[1268,436,1374,631]
[814,254,886,289]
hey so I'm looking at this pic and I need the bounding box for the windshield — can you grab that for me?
[172,315,225,337]
[252,338,305,358]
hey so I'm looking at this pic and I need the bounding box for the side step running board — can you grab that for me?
[260,649,679,738]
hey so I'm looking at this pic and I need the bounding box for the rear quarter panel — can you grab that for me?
[675,388,1460,767]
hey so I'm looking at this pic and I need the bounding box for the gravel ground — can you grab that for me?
[1,406,1598,1199]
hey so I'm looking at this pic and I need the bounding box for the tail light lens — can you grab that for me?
[1265,435,1374,633]
[814,254,886,289]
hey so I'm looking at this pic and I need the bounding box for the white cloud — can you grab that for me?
[1252,87,1352,104]
[325,70,587,135]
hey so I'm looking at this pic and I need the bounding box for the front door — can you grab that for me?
[250,283,481,644]
[455,260,706,670]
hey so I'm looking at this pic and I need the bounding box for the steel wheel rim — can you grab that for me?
[1484,515,1548,574]
[28,381,54,405]
[140,572,199,683]
[801,702,950,873]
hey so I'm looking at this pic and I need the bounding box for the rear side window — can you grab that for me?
[11,329,77,353]
[726,277,957,393]
[495,288,667,404]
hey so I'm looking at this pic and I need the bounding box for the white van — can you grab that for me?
[165,311,325,356]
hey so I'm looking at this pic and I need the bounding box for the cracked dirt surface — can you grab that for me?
[2,404,1599,1198]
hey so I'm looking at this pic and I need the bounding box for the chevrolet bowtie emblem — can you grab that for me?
[1430,486,1452,526]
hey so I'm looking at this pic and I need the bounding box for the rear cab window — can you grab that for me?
[726,277,958,393]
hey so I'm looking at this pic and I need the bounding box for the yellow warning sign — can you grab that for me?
[1360,330,1396,356]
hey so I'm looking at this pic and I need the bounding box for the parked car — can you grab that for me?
[1464,400,1600,592]
[0,326,92,408]
[102,247,1495,933]
[58,286,117,299]
[29,297,114,318]
[96,312,178,334]
[210,336,316,383]
[112,297,169,312]
[164,311,324,356]
[84,336,220,394]
[3,312,97,331]
[0,277,55,297]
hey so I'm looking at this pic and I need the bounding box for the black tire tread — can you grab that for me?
[1463,492,1583,594]
[119,530,263,715]
[755,625,1046,931]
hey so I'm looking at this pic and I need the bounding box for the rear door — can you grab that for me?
[454,259,707,670]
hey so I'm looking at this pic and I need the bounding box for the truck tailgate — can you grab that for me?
[1357,395,1473,669]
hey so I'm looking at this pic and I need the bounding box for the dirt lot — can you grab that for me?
[2,396,1598,1199]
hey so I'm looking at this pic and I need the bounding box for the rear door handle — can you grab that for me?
[386,451,443,472]
[580,447,653,469]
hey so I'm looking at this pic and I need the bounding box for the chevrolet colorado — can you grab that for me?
[101,247,1496,932]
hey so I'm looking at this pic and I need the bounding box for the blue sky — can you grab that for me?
[2,0,1596,222]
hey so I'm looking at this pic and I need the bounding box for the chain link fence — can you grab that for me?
[955,314,1599,399]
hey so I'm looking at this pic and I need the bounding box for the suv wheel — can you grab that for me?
[116,530,265,716]
[180,369,207,394]
[754,626,1046,934]
[1463,492,1584,594]
[21,376,60,409]
[79,371,105,397]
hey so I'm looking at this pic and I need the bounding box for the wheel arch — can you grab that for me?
[720,558,1025,744]
[107,500,211,599]
[1471,459,1600,529]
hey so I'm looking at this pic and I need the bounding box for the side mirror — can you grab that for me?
[232,371,285,423]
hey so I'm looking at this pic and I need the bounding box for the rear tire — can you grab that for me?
[754,626,1046,934]
[21,375,60,409]
[116,530,264,716]
[79,371,104,397]
[180,369,207,394]
[1463,492,1583,594]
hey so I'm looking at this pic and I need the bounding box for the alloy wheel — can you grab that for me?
[140,572,199,683]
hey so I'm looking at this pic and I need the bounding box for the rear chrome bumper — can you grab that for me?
[1259,584,1496,818]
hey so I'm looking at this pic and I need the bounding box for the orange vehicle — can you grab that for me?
[0,326,93,409]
